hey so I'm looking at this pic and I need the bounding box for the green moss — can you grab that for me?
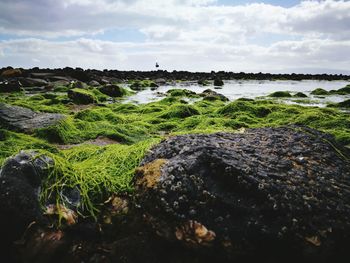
[160,104,200,119]
[329,84,350,95]
[38,138,160,218]
[268,91,292,98]
[0,129,58,165]
[2,85,350,222]
[217,100,271,118]
[332,99,350,108]
[129,80,157,91]
[293,92,308,98]
[166,89,197,97]
[310,88,329,96]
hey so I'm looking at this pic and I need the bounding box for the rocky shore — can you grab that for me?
[0,67,350,262]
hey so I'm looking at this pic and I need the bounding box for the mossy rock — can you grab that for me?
[311,88,329,96]
[217,101,271,118]
[167,89,197,97]
[68,88,96,104]
[129,80,157,91]
[293,92,308,98]
[99,84,129,97]
[161,104,200,119]
[330,85,350,95]
[334,99,350,108]
[198,79,210,86]
[213,78,224,86]
[269,91,292,98]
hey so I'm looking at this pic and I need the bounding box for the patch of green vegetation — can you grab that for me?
[166,89,198,97]
[0,129,58,165]
[293,92,308,98]
[310,88,329,96]
[38,138,160,217]
[2,86,350,221]
[129,80,158,91]
[2,93,70,113]
[329,84,350,95]
[160,104,201,119]
[35,113,151,145]
[68,88,108,104]
[329,99,350,108]
[217,100,272,118]
[268,91,292,98]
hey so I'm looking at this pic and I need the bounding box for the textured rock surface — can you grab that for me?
[0,151,53,240]
[135,127,350,261]
[99,84,125,97]
[68,89,96,104]
[0,103,65,133]
[201,89,229,101]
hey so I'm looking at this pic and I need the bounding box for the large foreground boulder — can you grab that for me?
[0,103,65,133]
[135,127,350,262]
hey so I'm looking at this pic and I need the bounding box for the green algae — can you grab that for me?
[39,138,160,218]
[1,87,350,220]
[268,91,292,98]
[311,88,329,95]
[0,129,58,166]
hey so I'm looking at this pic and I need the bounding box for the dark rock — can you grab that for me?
[135,127,350,262]
[335,99,350,108]
[155,78,166,85]
[129,81,144,91]
[0,151,53,241]
[68,89,96,104]
[20,78,48,87]
[49,76,72,82]
[294,92,308,98]
[69,69,90,82]
[89,80,100,87]
[99,84,126,97]
[72,81,88,89]
[201,89,229,101]
[213,77,224,86]
[197,79,209,86]
[311,88,329,96]
[0,80,23,92]
[30,72,55,78]
[269,91,292,97]
[149,82,159,88]
[1,68,22,78]
[0,103,65,133]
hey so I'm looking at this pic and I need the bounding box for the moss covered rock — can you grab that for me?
[269,91,292,97]
[68,88,96,104]
[311,88,329,96]
[293,92,308,98]
[99,84,128,97]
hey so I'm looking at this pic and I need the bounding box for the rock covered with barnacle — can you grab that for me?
[134,126,350,261]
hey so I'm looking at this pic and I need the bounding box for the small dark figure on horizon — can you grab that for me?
[155,62,159,68]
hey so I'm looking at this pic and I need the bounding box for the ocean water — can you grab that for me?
[125,80,350,106]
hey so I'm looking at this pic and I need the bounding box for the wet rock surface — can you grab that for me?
[0,151,53,241]
[201,89,229,101]
[67,89,96,104]
[135,126,350,262]
[0,103,65,133]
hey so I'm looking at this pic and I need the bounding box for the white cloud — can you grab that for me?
[0,0,350,73]
[1,37,349,73]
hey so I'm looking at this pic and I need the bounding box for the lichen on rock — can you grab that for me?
[135,126,350,261]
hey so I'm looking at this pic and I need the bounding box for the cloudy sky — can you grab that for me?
[0,0,349,73]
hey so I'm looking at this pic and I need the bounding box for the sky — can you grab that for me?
[0,0,349,74]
